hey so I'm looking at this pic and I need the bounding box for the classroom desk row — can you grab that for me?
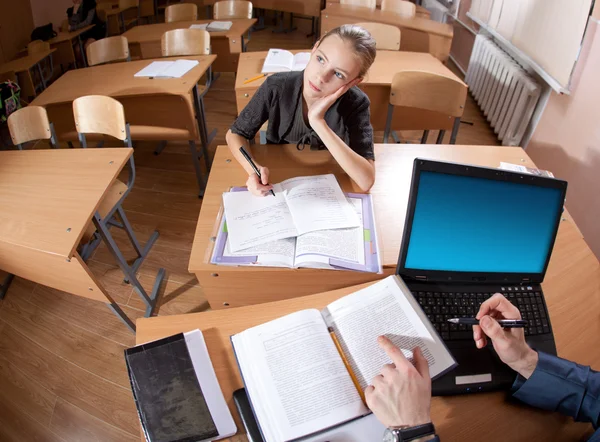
[122,18,256,72]
[138,143,600,442]
[31,55,216,196]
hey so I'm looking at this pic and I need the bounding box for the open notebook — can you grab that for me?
[231,275,456,442]
[212,174,381,272]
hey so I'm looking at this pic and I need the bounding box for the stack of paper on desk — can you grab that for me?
[212,174,381,272]
[189,21,233,31]
[134,59,199,78]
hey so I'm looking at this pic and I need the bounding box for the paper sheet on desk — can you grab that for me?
[134,59,199,78]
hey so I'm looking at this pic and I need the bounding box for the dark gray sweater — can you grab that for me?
[230,71,375,160]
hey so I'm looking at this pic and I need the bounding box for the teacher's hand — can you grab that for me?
[365,336,432,428]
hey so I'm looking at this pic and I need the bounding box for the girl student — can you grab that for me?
[226,25,378,196]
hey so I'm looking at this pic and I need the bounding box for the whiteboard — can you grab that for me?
[469,0,593,90]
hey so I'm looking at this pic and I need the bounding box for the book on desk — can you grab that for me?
[125,330,236,442]
[262,48,311,73]
[211,174,381,272]
[231,275,456,442]
[190,21,233,31]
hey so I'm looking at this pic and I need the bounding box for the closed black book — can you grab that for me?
[126,331,235,442]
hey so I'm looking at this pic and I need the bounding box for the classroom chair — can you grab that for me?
[381,0,416,18]
[7,106,58,150]
[72,95,164,324]
[340,0,376,9]
[383,71,467,144]
[118,0,141,32]
[213,0,253,19]
[27,40,54,93]
[165,3,198,22]
[157,29,215,157]
[86,36,131,66]
[355,22,400,50]
[213,0,253,51]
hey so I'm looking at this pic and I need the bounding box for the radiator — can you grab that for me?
[465,34,541,146]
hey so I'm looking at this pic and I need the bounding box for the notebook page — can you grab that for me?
[322,276,456,388]
[295,197,365,266]
[160,59,199,78]
[134,61,173,77]
[281,174,360,236]
[222,188,298,252]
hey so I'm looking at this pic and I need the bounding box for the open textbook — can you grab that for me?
[222,174,360,252]
[262,48,311,73]
[214,176,380,272]
[231,276,457,442]
[134,59,199,78]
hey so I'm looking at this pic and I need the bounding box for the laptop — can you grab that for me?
[397,158,568,395]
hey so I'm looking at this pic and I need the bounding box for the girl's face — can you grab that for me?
[303,35,362,100]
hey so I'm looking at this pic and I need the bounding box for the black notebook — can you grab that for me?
[125,330,236,442]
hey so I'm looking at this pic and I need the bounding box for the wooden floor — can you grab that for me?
[0,21,499,442]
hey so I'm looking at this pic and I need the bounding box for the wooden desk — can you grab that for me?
[325,0,431,18]
[235,50,465,132]
[31,55,217,195]
[188,144,583,309]
[321,4,453,61]
[48,25,95,69]
[0,149,130,314]
[123,19,256,72]
[0,49,56,99]
[140,219,600,442]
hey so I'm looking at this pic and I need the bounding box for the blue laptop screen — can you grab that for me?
[404,171,564,274]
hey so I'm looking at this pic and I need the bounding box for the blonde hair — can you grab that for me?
[318,25,377,77]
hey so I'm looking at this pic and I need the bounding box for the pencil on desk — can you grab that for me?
[329,328,366,405]
[243,73,267,84]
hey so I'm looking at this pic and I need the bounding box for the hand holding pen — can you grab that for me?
[239,146,275,197]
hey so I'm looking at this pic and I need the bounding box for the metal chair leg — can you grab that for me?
[107,302,136,332]
[189,141,207,198]
[449,117,461,144]
[92,211,164,318]
[383,103,394,143]
[436,130,446,144]
[420,130,430,144]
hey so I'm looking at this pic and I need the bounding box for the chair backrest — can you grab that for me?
[161,29,210,56]
[213,0,253,19]
[86,36,130,66]
[390,71,467,117]
[7,106,55,147]
[72,95,128,142]
[380,0,416,18]
[340,0,376,9]
[165,3,198,22]
[356,22,400,50]
[27,40,50,55]
[119,0,139,9]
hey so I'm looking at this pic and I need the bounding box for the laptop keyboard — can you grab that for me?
[414,290,551,341]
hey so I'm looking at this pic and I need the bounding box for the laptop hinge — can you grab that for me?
[415,276,428,281]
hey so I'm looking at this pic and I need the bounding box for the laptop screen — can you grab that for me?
[404,170,565,275]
